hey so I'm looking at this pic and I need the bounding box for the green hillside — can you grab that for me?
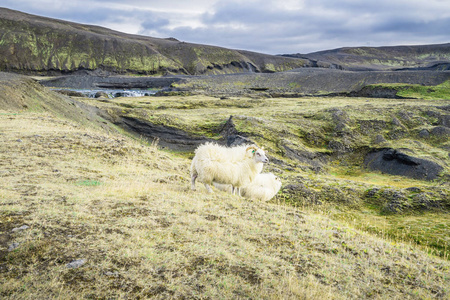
[0,72,449,299]
[284,43,450,71]
[0,8,307,75]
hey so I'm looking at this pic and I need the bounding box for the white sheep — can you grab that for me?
[214,173,282,201]
[190,143,268,195]
[241,173,282,201]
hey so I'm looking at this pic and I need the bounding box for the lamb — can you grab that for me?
[190,143,268,195]
[214,173,282,202]
[241,173,282,201]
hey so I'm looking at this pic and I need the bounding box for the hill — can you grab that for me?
[282,43,450,71]
[0,8,308,75]
[1,73,449,299]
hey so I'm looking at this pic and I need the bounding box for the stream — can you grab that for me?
[53,88,159,98]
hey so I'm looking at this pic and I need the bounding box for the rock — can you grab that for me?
[330,108,352,135]
[412,193,443,210]
[430,126,450,138]
[282,143,327,173]
[227,135,253,147]
[352,86,400,98]
[418,129,430,139]
[219,115,239,138]
[380,189,410,214]
[8,242,20,251]
[373,134,386,144]
[398,110,413,123]
[358,120,387,134]
[12,225,29,232]
[219,115,255,146]
[387,129,408,140]
[94,91,109,98]
[330,109,351,124]
[66,259,86,269]
[366,188,380,198]
[441,115,450,127]
[436,105,450,112]
[392,117,403,127]
[364,148,444,181]
[425,110,441,121]
[328,140,353,154]
[366,188,415,214]
[405,187,422,193]
[118,116,213,152]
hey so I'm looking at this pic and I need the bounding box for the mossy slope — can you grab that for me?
[0,8,307,75]
[1,79,449,299]
[84,94,450,258]
[285,43,450,71]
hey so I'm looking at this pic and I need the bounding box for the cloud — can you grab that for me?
[1,0,449,54]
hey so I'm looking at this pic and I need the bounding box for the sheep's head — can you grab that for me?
[246,146,269,164]
[275,176,282,187]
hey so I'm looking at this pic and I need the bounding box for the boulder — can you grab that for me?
[94,91,109,98]
[373,134,387,144]
[418,129,430,139]
[441,115,450,127]
[227,135,253,147]
[364,148,443,181]
[430,126,450,138]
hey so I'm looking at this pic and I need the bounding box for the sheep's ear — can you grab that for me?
[246,146,256,152]
[252,150,255,153]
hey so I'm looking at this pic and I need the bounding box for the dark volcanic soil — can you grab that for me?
[39,69,450,97]
[177,69,450,97]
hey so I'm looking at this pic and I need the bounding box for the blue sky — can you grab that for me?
[1,0,449,54]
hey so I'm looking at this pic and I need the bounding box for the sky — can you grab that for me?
[1,0,450,54]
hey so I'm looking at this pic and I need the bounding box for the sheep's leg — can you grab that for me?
[204,183,214,193]
[231,186,241,196]
[191,174,197,191]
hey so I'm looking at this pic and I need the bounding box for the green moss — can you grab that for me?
[366,80,450,100]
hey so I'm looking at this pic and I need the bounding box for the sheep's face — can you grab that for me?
[274,176,282,189]
[247,147,269,164]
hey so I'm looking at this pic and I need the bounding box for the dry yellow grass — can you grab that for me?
[1,110,449,299]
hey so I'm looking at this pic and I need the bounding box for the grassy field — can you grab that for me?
[1,102,449,298]
[80,94,450,260]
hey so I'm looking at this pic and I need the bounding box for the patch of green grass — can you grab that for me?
[288,82,301,89]
[370,79,450,100]
[75,180,102,186]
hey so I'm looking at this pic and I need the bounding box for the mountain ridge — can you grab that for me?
[0,7,309,75]
[282,43,450,71]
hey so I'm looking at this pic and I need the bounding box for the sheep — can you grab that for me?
[241,173,282,201]
[213,173,282,202]
[190,143,268,195]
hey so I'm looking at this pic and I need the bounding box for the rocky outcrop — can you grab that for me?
[117,116,213,151]
[364,148,444,181]
[349,86,404,98]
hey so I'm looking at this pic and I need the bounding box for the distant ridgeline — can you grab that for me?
[0,8,309,75]
[281,44,450,71]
